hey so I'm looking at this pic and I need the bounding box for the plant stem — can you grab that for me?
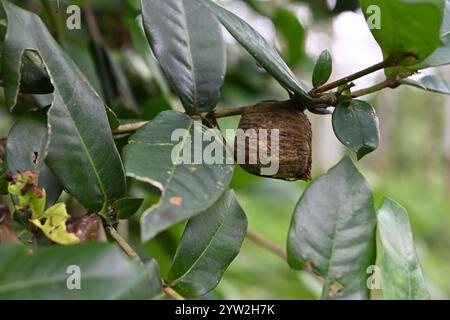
[105,224,186,299]
[207,106,251,118]
[246,229,287,260]
[82,6,102,43]
[163,283,186,300]
[112,97,339,135]
[246,229,341,298]
[351,77,400,98]
[41,0,65,45]
[112,121,149,134]
[320,279,330,300]
[111,107,249,135]
[312,59,394,95]
[105,225,139,258]
[246,229,325,284]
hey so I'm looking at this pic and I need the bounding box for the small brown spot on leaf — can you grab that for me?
[169,196,183,206]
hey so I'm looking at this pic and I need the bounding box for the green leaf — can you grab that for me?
[113,197,144,220]
[332,99,380,160]
[419,35,450,69]
[141,0,226,113]
[198,0,312,106]
[441,0,450,34]
[123,111,234,241]
[1,2,126,211]
[377,198,430,300]
[0,243,162,299]
[105,106,120,129]
[124,15,170,97]
[312,50,332,88]
[166,190,247,297]
[89,39,137,111]
[273,8,305,66]
[360,0,444,66]
[6,109,62,206]
[287,156,377,299]
[418,0,450,68]
[400,75,450,95]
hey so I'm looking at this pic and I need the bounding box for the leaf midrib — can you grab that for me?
[50,86,108,205]
[161,118,194,194]
[7,5,109,207]
[180,0,199,112]
[168,203,230,285]
[0,273,123,297]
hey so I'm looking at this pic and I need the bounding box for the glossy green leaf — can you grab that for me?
[418,0,450,68]
[400,75,450,95]
[199,0,312,106]
[113,197,144,220]
[360,0,444,66]
[442,0,450,33]
[332,99,380,160]
[419,35,450,69]
[377,198,430,300]
[0,243,162,299]
[288,156,377,299]
[105,106,120,129]
[89,40,125,110]
[166,190,247,297]
[273,8,305,66]
[123,111,234,241]
[312,50,332,88]
[6,109,62,206]
[1,2,126,211]
[124,15,170,97]
[141,0,226,113]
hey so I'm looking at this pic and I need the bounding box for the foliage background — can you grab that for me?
[0,0,449,299]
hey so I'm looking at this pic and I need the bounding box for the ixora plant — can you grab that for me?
[0,0,449,300]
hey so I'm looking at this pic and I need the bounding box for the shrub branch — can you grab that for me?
[310,58,395,95]
[104,224,186,300]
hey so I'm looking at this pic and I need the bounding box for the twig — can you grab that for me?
[41,0,65,45]
[208,106,250,118]
[105,225,139,258]
[246,229,323,284]
[82,6,102,43]
[105,224,186,300]
[351,77,400,98]
[246,228,287,260]
[311,59,394,95]
[111,107,250,135]
[163,283,186,300]
[112,121,149,134]
[112,97,339,135]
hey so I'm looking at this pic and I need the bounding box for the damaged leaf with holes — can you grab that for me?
[6,108,62,206]
[1,1,126,212]
[8,172,79,245]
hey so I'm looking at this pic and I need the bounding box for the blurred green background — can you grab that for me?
[1,0,449,299]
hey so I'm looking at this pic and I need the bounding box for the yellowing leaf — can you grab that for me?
[7,171,45,215]
[31,203,80,245]
[8,172,79,245]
